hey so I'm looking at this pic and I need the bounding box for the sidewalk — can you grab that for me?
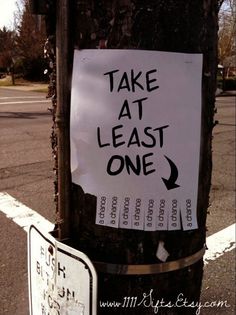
[217,90,236,97]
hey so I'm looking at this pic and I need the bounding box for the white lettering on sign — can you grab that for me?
[28,226,97,315]
[71,49,202,231]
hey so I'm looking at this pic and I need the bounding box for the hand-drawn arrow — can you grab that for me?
[162,155,180,190]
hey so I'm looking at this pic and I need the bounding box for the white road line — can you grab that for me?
[0,192,235,264]
[204,223,235,264]
[0,192,54,233]
[0,100,51,105]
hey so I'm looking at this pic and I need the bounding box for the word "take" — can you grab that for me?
[103,69,159,93]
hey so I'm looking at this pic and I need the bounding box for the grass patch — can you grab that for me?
[0,76,13,86]
[0,75,49,92]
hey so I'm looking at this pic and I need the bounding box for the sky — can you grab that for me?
[0,0,18,29]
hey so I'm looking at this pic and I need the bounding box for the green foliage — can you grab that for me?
[0,27,15,70]
[224,77,236,90]
[14,0,47,81]
[21,57,47,81]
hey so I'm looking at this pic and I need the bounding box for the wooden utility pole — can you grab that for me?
[35,0,219,314]
[69,1,218,315]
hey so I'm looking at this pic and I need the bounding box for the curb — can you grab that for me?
[216,91,236,97]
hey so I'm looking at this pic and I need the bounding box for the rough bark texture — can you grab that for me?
[48,0,218,314]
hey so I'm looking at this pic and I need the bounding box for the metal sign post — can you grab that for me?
[55,0,73,240]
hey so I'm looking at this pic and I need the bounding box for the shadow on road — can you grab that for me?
[0,111,51,119]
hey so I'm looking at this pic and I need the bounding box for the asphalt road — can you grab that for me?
[0,87,235,315]
[201,95,235,315]
[0,87,54,315]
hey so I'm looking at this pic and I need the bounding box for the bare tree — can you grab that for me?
[218,0,236,74]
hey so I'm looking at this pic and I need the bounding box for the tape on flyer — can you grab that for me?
[93,247,205,275]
